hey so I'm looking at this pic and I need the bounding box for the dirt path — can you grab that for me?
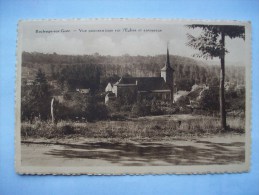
[21,134,245,167]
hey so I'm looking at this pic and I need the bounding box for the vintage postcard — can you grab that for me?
[16,19,251,175]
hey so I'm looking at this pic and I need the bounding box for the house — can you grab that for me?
[105,83,114,93]
[105,47,174,104]
[76,88,90,94]
[173,84,210,109]
[174,90,189,102]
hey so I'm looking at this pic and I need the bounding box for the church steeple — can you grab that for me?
[161,44,173,74]
[161,44,174,101]
[166,43,170,68]
[161,43,173,72]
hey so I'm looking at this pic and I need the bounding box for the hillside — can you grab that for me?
[22,52,245,91]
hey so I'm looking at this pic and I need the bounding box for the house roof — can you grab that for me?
[116,77,170,91]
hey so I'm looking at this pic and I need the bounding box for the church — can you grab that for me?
[105,47,174,104]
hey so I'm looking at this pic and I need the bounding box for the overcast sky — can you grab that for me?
[21,20,247,66]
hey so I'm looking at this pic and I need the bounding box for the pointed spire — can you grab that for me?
[165,42,171,67]
[161,43,173,71]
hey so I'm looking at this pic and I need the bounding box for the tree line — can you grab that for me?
[22,52,245,92]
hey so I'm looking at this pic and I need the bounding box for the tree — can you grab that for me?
[21,86,34,121]
[175,78,195,91]
[31,69,51,120]
[84,94,109,122]
[186,25,245,130]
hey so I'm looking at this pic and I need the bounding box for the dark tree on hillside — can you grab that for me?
[31,69,51,120]
[186,25,245,130]
[84,94,109,122]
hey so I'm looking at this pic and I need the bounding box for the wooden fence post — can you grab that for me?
[51,97,55,123]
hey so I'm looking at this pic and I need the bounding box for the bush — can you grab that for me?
[63,92,72,100]
[107,100,122,112]
[178,106,193,114]
[86,102,109,122]
[96,103,109,120]
[61,125,75,135]
[175,95,190,107]
[198,87,219,111]
[131,102,151,117]
[225,88,245,112]
[110,113,127,121]
[151,100,179,115]
[21,120,77,138]
[54,102,85,120]
[150,103,164,115]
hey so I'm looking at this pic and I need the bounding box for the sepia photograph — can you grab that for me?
[16,19,251,174]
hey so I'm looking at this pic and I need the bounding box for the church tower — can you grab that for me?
[161,46,174,100]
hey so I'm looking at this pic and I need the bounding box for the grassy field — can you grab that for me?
[21,114,245,141]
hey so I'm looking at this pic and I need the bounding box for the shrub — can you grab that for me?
[62,125,75,135]
[95,103,109,120]
[176,95,190,106]
[86,102,109,122]
[107,100,122,112]
[198,87,219,111]
[225,87,245,112]
[150,102,164,115]
[63,92,72,100]
[110,113,126,121]
[178,106,193,114]
[21,120,77,138]
[150,106,163,115]
[131,102,151,117]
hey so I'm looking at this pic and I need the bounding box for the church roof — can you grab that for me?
[116,77,170,91]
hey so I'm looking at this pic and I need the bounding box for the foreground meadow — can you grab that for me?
[21,114,245,141]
